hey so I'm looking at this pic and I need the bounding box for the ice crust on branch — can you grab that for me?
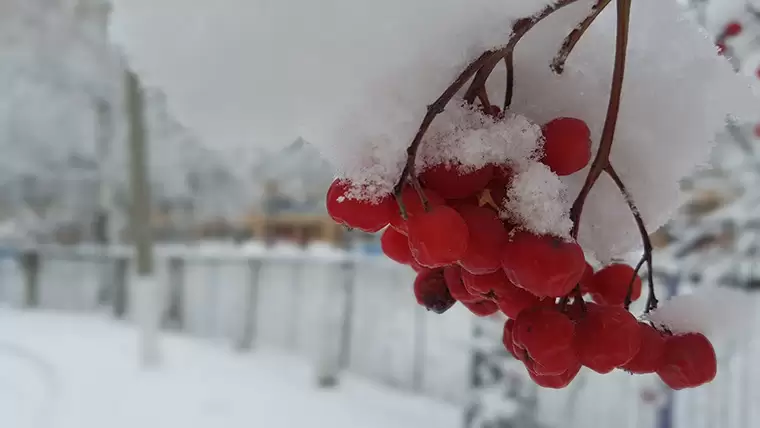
[110,0,758,260]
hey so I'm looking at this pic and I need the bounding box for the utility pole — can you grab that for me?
[126,69,161,367]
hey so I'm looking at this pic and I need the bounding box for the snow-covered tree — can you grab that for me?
[0,0,263,241]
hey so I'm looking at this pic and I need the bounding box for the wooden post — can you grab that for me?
[164,257,185,330]
[19,250,40,308]
[236,259,262,351]
[113,255,129,318]
[126,70,161,367]
[94,98,115,307]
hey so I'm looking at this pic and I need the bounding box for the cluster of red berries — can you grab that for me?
[326,115,717,391]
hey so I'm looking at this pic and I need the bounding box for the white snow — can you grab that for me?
[414,106,543,173]
[109,0,759,262]
[645,286,759,352]
[0,308,460,428]
[503,162,573,238]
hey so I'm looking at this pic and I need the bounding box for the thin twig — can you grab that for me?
[624,255,646,310]
[392,50,497,198]
[570,0,631,238]
[551,0,613,74]
[573,286,587,311]
[464,56,502,104]
[464,0,580,103]
[393,0,580,197]
[476,86,492,109]
[503,52,515,110]
[605,164,658,312]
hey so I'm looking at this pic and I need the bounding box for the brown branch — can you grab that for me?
[551,0,613,74]
[605,164,657,312]
[464,0,580,103]
[393,0,581,197]
[503,52,515,110]
[392,50,497,198]
[570,0,631,238]
[625,253,646,310]
[476,86,491,109]
[464,56,502,104]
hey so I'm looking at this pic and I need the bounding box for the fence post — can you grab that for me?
[236,259,262,351]
[412,299,426,393]
[19,249,40,309]
[656,274,680,428]
[463,316,542,428]
[113,256,129,319]
[337,259,355,370]
[315,258,355,388]
[164,257,185,330]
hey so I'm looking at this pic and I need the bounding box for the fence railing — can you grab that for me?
[1,243,760,428]
[0,243,474,404]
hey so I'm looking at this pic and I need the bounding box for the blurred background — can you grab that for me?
[1,0,760,428]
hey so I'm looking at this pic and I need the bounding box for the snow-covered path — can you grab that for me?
[0,308,460,428]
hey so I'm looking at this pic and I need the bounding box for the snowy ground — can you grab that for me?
[0,308,460,428]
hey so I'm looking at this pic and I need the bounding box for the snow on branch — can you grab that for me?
[110,0,759,260]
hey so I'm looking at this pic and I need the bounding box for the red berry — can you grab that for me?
[512,306,577,371]
[540,117,592,176]
[444,266,480,302]
[724,21,743,37]
[754,123,760,138]
[447,195,482,211]
[717,42,726,55]
[756,66,760,80]
[408,206,469,268]
[590,263,642,306]
[501,232,586,298]
[389,186,445,234]
[420,164,494,200]
[657,333,717,390]
[579,262,594,294]
[484,165,513,210]
[461,299,499,317]
[502,319,522,359]
[461,269,511,297]
[380,227,412,265]
[493,164,515,184]
[413,269,456,314]
[495,281,542,319]
[621,323,666,374]
[527,360,581,389]
[326,179,394,232]
[409,260,427,273]
[574,303,640,374]
[457,205,508,274]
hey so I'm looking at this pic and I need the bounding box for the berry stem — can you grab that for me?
[605,164,657,312]
[392,50,497,200]
[392,0,580,198]
[573,286,586,312]
[476,86,492,110]
[503,52,515,110]
[570,0,631,238]
[394,194,409,220]
[625,255,646,310]
[551,0,612,75]
[409,176,431,212]
[464,0,581,104]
